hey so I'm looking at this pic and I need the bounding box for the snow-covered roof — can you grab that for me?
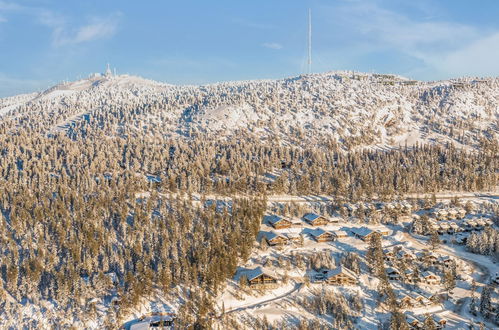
[350,226,374,237]
[260,231,286,242]
[266,214,287,225]
[303,213,324,222]
[325,266,356,279]
[309,228,330,238]
[241,267,277,281]
[422,271,440,279]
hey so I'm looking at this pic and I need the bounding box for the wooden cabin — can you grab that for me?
[332,230,349,239]
[350,227,376,241]
[422,271,441,285]
[324,266,357,286]
[383,248,395,261]
[242,267,279,289]
[260,231,288,246]
[398,249,416,261]
[310,228,335,242]
[266,215,292,229]
[303,213,329,226]
[398,293,415,308]
[386,267,401,281]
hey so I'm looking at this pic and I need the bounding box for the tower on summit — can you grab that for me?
[105,63,113,77]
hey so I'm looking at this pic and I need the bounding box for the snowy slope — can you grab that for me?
[1,71,497,149]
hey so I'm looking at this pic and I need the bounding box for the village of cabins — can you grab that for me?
[222,199,498,329]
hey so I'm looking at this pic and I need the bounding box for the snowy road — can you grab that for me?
[402,232,497,328]
[221,282,303,316]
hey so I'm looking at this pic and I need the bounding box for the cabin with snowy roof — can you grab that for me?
[303,213,329,226]
[259,231,288,247]
[240,267,279,289]
[266,215,292,229]
[309,228,335,242]
[386,267,401,281]
[421,271,441,285]
[324,266,357,286]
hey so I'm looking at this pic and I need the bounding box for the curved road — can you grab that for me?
[220,282,303,316]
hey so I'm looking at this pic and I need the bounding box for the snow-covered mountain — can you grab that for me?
[1,71,497,149]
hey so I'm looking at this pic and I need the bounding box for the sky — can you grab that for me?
[2,0,499,97]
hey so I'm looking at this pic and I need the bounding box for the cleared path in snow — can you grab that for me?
[221,282,303,316]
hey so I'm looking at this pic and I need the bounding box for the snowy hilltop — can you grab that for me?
[0,71,497,150]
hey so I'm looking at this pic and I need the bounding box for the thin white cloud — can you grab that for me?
[324,1,499,79]
[262,42,283,50]
[0,2,121,46]
[52,13,122,46]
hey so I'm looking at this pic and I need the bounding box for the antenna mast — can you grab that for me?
[308,8,312,74]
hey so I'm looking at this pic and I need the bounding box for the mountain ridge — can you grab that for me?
[0,71,497,150]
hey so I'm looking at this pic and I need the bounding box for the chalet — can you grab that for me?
[397,292,415,308]
[440,256,455,268]
[310,228,335,243]
[456,208,466,219]
[398,249,416,262]
[383,248,395,261]
[329,215,342,224]
[407,292,426,306]
[404,269,416,284]
[303,213,329,226]
[421,271,441,285]
[266,215,292,229]
[386,267,401,281]
[432,315,447,328]
[284,233,302,244]
[404,312,421,328]
[417,291,437,305]
[260,231,288,246]
[241,267,279,289]
[332,230,349,239]
[324,266,357,286]
[418,252,438,265]
[350,226,388,241]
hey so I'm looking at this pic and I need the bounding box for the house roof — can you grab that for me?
[333,230,349,236]
[422,271,440,279]
[258,231,286,242]
[310,228,331,238]
[386,267,400,275]
[350,227,374,237]
[325,266,356,280]
[303,213,324,222]
[241,267,277,281]
[267,215,288,225]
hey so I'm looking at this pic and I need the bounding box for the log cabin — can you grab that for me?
[310,228,335,242]
[324,266,357,286]
[303,213,329,226]
[266,215,292,229]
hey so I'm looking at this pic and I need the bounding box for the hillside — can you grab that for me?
[0,71,497,150]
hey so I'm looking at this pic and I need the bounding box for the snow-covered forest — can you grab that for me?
[0,71,497,328]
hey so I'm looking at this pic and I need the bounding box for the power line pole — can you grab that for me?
[308,8,312,74]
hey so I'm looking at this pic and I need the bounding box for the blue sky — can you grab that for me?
[2,0,499,97]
